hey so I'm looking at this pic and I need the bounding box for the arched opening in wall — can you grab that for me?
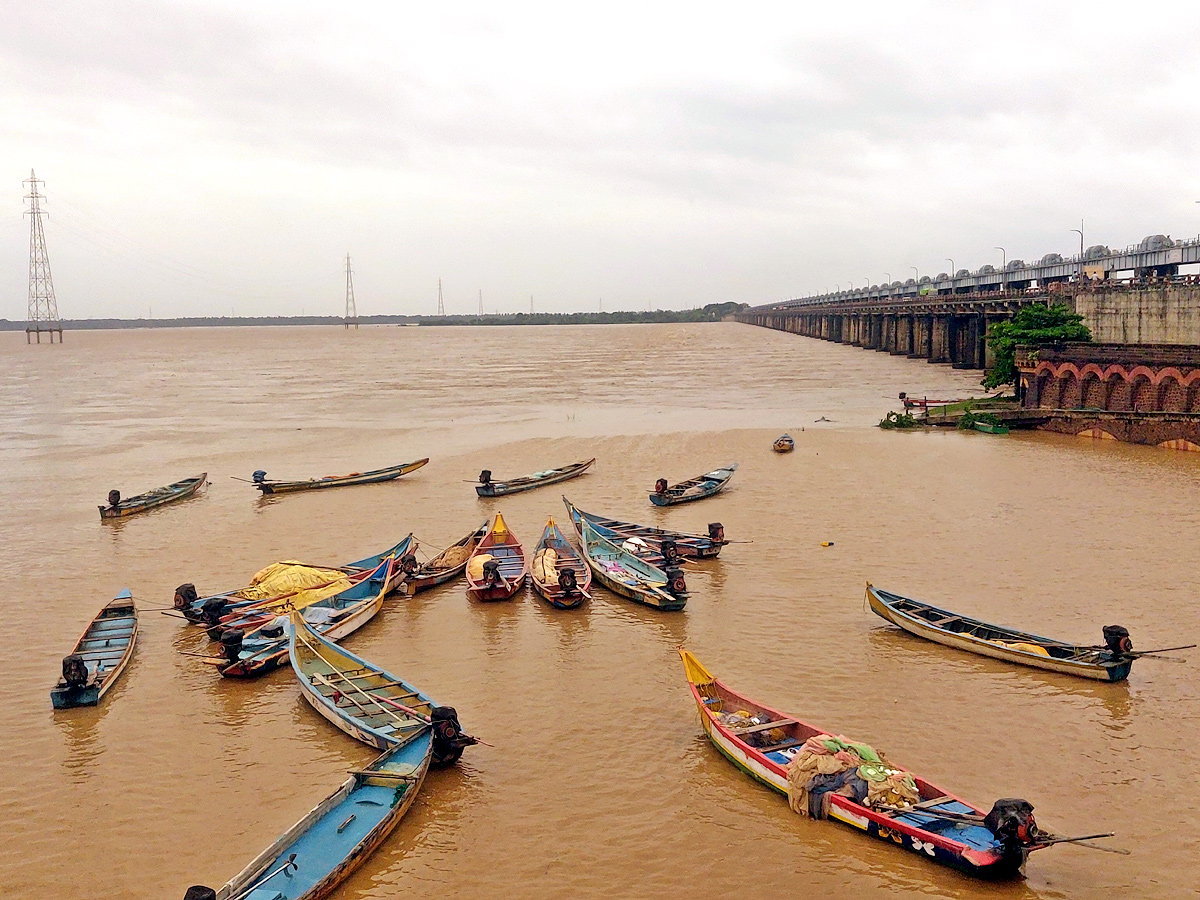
[1188,382,1200,414]
[1106,374,1132,411]
[1036,373,1055,408]
[1081,374,1105,409]
[1159,376,1187,413]
[1060,374,1082,409]
[1130,376,1156,412]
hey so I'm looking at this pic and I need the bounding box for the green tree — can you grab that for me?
[982,303,1091,389]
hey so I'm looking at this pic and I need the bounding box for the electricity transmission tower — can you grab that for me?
[344,254,358,329]
[529,295,534,314]
[437,278,445,316]
[477,290,484,316]
[24,170,63,343]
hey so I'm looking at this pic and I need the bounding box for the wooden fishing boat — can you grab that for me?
[973,422,1010,434]
[866,584,1135,682]
[290,613,435,751]
[679,649,1050,878]
[475,458,595,497]
[51,590,138,709]
[401,522,488,594]
[177,536,415,624]
[252,458,429,494]
[289,613,478,766]
[465,513,528,601]
[205,566,377,641]
[562,496,725,563]
[530,517,591,609]
[773,434,795,452]
[215,559,394,678]
[98,473,206,519]
[649,463,737,506]
[208,728,432,900]
[578,520,686,610]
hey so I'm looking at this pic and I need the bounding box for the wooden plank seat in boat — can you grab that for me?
[731,718,798,735]
[929,614,960,626]
[759,737,807,754]
[910,795,953,810]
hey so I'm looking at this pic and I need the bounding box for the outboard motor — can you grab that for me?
[660,539,681,565]
[478,469,492,485]
[183,887,217,900]
[558,567,578,595]
[654,478,668,494]
[400,552,418,575]
[664,565,687,597]
[219,628,244,663]
[984,798,1039,847]
[107,489,121,508]
[1103,625,1133,656]
[62,654,90,689]
[481,559,502,587]
[174,583,199,611]
[260,619,285,639]
[430,705,478,766]
[252,470,268,485]
[707,522,725,544]
[200,597,229,634]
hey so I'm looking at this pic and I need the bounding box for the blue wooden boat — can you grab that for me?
[176,535,414,624]
[289,613,477,765]
[402,522,487,594]
[578,520,687,610]
[562,496,725,563]
[475,458,595,497]
[252,458,428,494]
[213,559,394,679]
[99,473,206,519]
[649,463,737,506]
[207,728,432,900]
[867,584,1136,682]
[680,649,1054,879]
[51,590,138,709]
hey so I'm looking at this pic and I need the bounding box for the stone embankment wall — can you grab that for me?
[1016,343,1200,451]
[1074,285,1200,345]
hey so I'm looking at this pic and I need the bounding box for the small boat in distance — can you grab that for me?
[866,584,1137,682]
[562,496,725,562]
[51,591,138,709]
[465,513,529,601]
[530,517,591,609]
[773,434,795,452]
[475,458,595,497]
[401,521,488,594]
[252,458,429,494]
[679,649,1053,878]
[649,463,737,506]
[578,520,687,610]
[99,473,206,519]
[973,421,1010,434]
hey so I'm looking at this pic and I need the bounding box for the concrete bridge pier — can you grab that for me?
[893,315,913,355]
[910,315,932,359]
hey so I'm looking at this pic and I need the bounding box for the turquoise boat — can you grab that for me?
[649,463,737,506]
[51,590,138,709]
[578,519,687,610]
[208,728,433,900]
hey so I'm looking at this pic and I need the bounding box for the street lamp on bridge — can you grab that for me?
[1070,220,1084,282]
[995,247,1006,291]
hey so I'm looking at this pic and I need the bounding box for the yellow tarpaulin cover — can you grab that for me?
[467,553,495,581]
[236,561,352,603]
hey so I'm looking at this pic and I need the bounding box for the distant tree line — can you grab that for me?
[0,302,748,331]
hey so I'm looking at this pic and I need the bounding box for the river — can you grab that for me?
[1,323,1196,898]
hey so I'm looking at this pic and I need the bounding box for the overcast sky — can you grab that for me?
[2,1,1198,319]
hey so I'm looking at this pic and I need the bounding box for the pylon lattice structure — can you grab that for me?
[24,170,63,343]
[437,278,445,316]
[478,289,484,316]
[344,253,358,329]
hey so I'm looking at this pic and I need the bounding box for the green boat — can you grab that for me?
[973,422,1009,435]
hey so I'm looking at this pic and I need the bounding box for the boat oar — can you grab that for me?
[179,650,228,664]
[227,853,298,900]
[1038,833,1129,854]
[159,610,190,619]
[1125,643,1195,659]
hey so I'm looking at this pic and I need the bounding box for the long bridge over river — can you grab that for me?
[737,235,1200,369]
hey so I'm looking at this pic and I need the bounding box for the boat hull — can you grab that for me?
[649,464,737,506]
[256,459,428,494]
[99,474,206,519]
[531,518,591,609]
[867,585,1132,682]
[680,650,1028,879]
[51,592,138,709]
[465,513,529,602]
[562,496,724,561]
[475,458,595,497]
[578,520,685,610]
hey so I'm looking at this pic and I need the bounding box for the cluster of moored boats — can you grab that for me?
[54,440,1189,894]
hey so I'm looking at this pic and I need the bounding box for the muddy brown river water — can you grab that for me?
[1,323,1197,899]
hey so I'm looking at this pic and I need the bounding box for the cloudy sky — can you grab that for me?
[2,1,1198,319]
